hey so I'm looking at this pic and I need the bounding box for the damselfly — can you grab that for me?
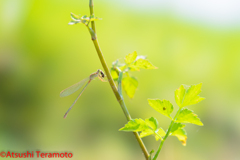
[60,69,105,118]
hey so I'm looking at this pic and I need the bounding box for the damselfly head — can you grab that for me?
[100,70,105,78]
[97,69,105,78]
[97,69,106,82]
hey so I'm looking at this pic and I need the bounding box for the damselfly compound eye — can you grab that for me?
[100,71,105,78]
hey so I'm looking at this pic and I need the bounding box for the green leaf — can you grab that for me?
[69,13,81,25]
[170,123,186,133]
[70,12,80,21]
[128,64,140,71]
[136,55,147,60]
[119,65,126,72]
[148,99,173,119]
[139,128,154,138]
[140,127,165,141]
[110,68,119,81]
[126,117,165,141]
[80,15,88,23]
[119,119,147,132]
[68,20,80,25]
[175,85,185,107]
[89,15,102,21]
[122,76,138,98]
[133,58,157,69]
[145,117,158,131]
[175,83,205,108]
[184,83,205,106]
[69,13,101,25]
[155,128,166,141]
[81,15,88,19]
[90,14,94,19]
[171,128,187,146]
[175,108,203,126]
[125,51,137,64]
[139,117,159,139]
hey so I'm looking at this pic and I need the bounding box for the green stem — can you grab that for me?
[117,71,123,98]
[88,1,150,159]
[152,108,182,160]
[89,0,96,33]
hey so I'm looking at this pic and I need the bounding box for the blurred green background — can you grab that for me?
[1,0,240,160]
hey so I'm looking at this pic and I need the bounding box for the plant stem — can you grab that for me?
[152,108,182,160]
[88,0,150,159]
[89,0,96,33]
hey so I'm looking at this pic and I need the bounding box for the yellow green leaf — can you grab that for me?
[175,83,205,108]
[145,117,158,131]
[170,123,186,133]
[139,129,154,138]
[175,108,203,126]
[119,119,147,132]
[70,12,80,21]
[125,51,137,64]
[148,99,173,119]
[175,85,185,107]
[110,68,119,81]
[155,128,166,141]
[134,58,157,69]
[171,128,187,146]
[122,76,138,98]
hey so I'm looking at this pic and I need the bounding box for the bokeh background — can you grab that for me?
[1,0,240,160]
